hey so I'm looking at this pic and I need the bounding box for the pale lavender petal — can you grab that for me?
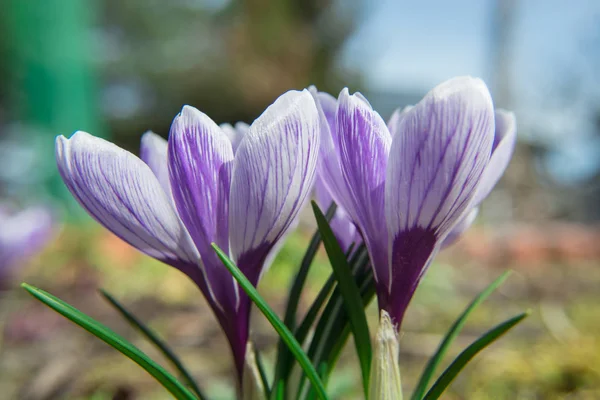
[382,76,495,325]
[56,132,200,267]
[220,122,250,154]
[441,207,479,248]
[385,76,495,240]
[168,106,237,310]
[336,88,392,283]
[0,207,54,277]
[309,87,355,222]
[229,89,320,284]
[314,176,361,252]
[140,131,171,194]
[471,109,517,206]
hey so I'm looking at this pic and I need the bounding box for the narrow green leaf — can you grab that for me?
[296,246,373,400]
[273,204,336,393]
[312,201,371,397]
[21,283,197,400]
[411,270,512,400]
[211,244,330,400]
[255,348,272,397]
[423,311,530,400]
[100,289,207,400]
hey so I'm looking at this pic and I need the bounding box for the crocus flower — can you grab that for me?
[0,205,54,288]
[56,89,320,379]
[312,77,516,328]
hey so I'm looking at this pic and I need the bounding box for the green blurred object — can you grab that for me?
[3,0,103,212]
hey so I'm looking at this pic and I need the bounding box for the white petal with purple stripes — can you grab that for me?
[229,90,319,271]
[385,76,495,240]
[56,132,199,266]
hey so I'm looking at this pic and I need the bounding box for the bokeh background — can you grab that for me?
[1,0,599,399]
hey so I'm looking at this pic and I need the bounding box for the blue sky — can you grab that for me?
[341,0,600,182]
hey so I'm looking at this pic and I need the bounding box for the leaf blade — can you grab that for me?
[211,244,330,400]
[311,201,372,397]
[21,283,197,400]
[100,289,207,400]
[411,270,512,400]
[423,311,530,400]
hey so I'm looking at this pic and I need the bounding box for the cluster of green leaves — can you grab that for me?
[22,202,528,399]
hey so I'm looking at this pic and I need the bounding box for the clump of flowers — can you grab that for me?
[23,77,526,400]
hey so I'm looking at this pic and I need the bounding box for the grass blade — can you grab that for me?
[255,348,272,396]
[21,283,197,400]
[273,204,336,392]
[411,270,512,400]
[312,201,372,397]
[423,311,530,400]
[211,244,330,400]
[100,289,207,400]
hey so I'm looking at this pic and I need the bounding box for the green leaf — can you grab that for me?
[296,246,373,400]
[21,283,198,400]
[255,348,272,397]
[311,201,372,397]
[423,311,530,400]
[411,270,512,400]
[273,204,336,393]
[99,289,207,400]
[211,244,330,400]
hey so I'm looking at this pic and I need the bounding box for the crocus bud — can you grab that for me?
[369,310,403,400]
[242,343,265,400]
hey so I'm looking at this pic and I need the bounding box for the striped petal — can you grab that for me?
[382,77,495,325]
[472,109,517,206]
[229,89,320,284]
[441,207,479,248]
[220,122,250,154]
[314,176,361,252]
[385,76,494,240]
[336,88,392,283]
[140,131,170,194]
[309,87,355,222]
[168,106,236,310]
[56,132,199,268]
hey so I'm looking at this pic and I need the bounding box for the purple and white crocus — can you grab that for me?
[311,77,516,328]
[0,205,54,288]
[56,90,320,379]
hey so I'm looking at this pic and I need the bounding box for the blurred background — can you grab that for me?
[0,0,599,398]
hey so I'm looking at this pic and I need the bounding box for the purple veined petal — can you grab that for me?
[140,131,171,194]
[309,87,355,222]
[441,206,479,248]
[385,76,495,240]
[220,122,250,154]
[382,77,495,324]
[336,88,392,283]
[471,109,517,206]
[229,89,320,285]
[168,106,238,311]
[56,131,200,269]
[314,176,361,252]
[387,105,414,134]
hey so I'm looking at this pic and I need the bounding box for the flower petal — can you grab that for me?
[314,176,361,252]
[471,109,517,206]
[385,76,495,240]
[336,88,392,282]
[441,207,479,248]
[309,87,355,223]
[229,89,320,282]
[56,131,199,266]
[140,131,171,194]
[0,207,54,272]
[220,122,250,154]
[168,106,237,309]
